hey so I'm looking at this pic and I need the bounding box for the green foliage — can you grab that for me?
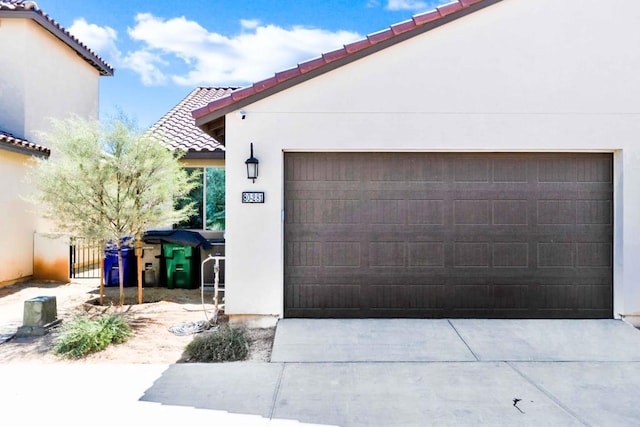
[205,168,225,230]
[184,324,249,362]
[25,114,200,242]
[174,167,225,230]
[52,313,132,359]
[25,114,201,304]
[174,168,204,229]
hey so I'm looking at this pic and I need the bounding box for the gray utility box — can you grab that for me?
[141,244,162,286]
[16,296,59,337]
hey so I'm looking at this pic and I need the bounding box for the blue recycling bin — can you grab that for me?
[104,242,136,287]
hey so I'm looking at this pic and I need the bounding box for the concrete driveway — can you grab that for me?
[270,319,640,362]
[3,319,640,426]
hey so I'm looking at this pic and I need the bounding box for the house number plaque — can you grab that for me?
[242,191,265,203]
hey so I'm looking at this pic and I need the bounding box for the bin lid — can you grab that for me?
[142,229,213,250]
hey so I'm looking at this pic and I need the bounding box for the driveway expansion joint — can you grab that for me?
[448,319,480,361]
[506,361,591,427]
[268,362,286,420]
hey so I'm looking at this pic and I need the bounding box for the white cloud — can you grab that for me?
[123,13,362,86]
[240,19,260,30]
[386,0,430,11]
[121,50,168,85]
[68,18,119,60]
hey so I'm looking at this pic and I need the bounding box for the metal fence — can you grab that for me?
[69,237,102,279]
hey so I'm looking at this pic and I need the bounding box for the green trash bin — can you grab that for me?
[163,244,194,289]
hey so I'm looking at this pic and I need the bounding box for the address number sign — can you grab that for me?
[242,191,265,203]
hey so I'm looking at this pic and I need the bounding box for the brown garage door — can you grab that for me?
[284,152,613,319]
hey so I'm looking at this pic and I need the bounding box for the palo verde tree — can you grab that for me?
[26,114,199,305]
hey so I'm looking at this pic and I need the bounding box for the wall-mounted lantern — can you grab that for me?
[245,143,259,183]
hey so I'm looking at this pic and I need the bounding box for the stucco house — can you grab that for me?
[193,0,640,324]
[0,0,113,285]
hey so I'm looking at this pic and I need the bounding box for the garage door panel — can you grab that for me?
[577,200,612,224]
[286,280,362,311]
[284,152,613,318]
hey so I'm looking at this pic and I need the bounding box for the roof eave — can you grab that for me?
[194,0,502,131]
[181,150,226,160]
[0,9,114,76]
[0,141,50,158]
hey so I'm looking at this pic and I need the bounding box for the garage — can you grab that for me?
[284,152,613,319]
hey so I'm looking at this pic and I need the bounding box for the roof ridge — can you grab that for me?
[0,0,114,75]
[193,0,499,123]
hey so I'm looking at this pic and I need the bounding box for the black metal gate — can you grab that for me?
[69,237,102,279]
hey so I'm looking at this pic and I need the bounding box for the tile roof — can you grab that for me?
[193,0,501,126]
[146,87,238,156]
[0,0,114,76]
[0,129,50,157]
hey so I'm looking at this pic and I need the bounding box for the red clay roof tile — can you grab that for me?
[298,57,328,74]
[344,38,373,54]
[146,87,237,153]
[367,28,396,45]
[412,10,443,25]
[229,89,252,103]
[323,48,349,63]
[460,0,484,6]
[276,67,302,82]
[253,77,278,93]
[391,20,418,36]
[437,2,464,16]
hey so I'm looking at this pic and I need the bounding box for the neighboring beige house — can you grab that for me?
[0,0,113,285]
[194,0,640,324]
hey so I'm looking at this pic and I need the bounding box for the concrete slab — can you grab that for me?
[512,362,640,426]
[140,362,284,418]
[273,362,581,426]
[451,319,640,361]
[270,319,476,362]
[2,361,639,426]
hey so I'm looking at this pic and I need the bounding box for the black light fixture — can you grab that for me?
[245,143,259,183]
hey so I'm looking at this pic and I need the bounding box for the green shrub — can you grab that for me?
[184,324,249,362]
[52,313,132,359]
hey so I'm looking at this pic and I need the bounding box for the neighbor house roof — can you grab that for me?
[146,87,238,159]
[193,0,501,135]
[0,129,50,158]
[0,0,114,76]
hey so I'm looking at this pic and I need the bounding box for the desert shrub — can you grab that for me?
[52,313,132,359]
[184,324,249,362]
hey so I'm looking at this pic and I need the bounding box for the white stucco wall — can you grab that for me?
[219,0,640,318]
[0,16,102,284]
[0,19,100,140]
[0,150,39,284]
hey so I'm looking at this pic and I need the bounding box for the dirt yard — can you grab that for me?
[0,279,275,364]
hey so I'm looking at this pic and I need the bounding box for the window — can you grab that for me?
[175,167,225,230]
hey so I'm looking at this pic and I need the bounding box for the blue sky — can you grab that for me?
[37,0,447,129]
